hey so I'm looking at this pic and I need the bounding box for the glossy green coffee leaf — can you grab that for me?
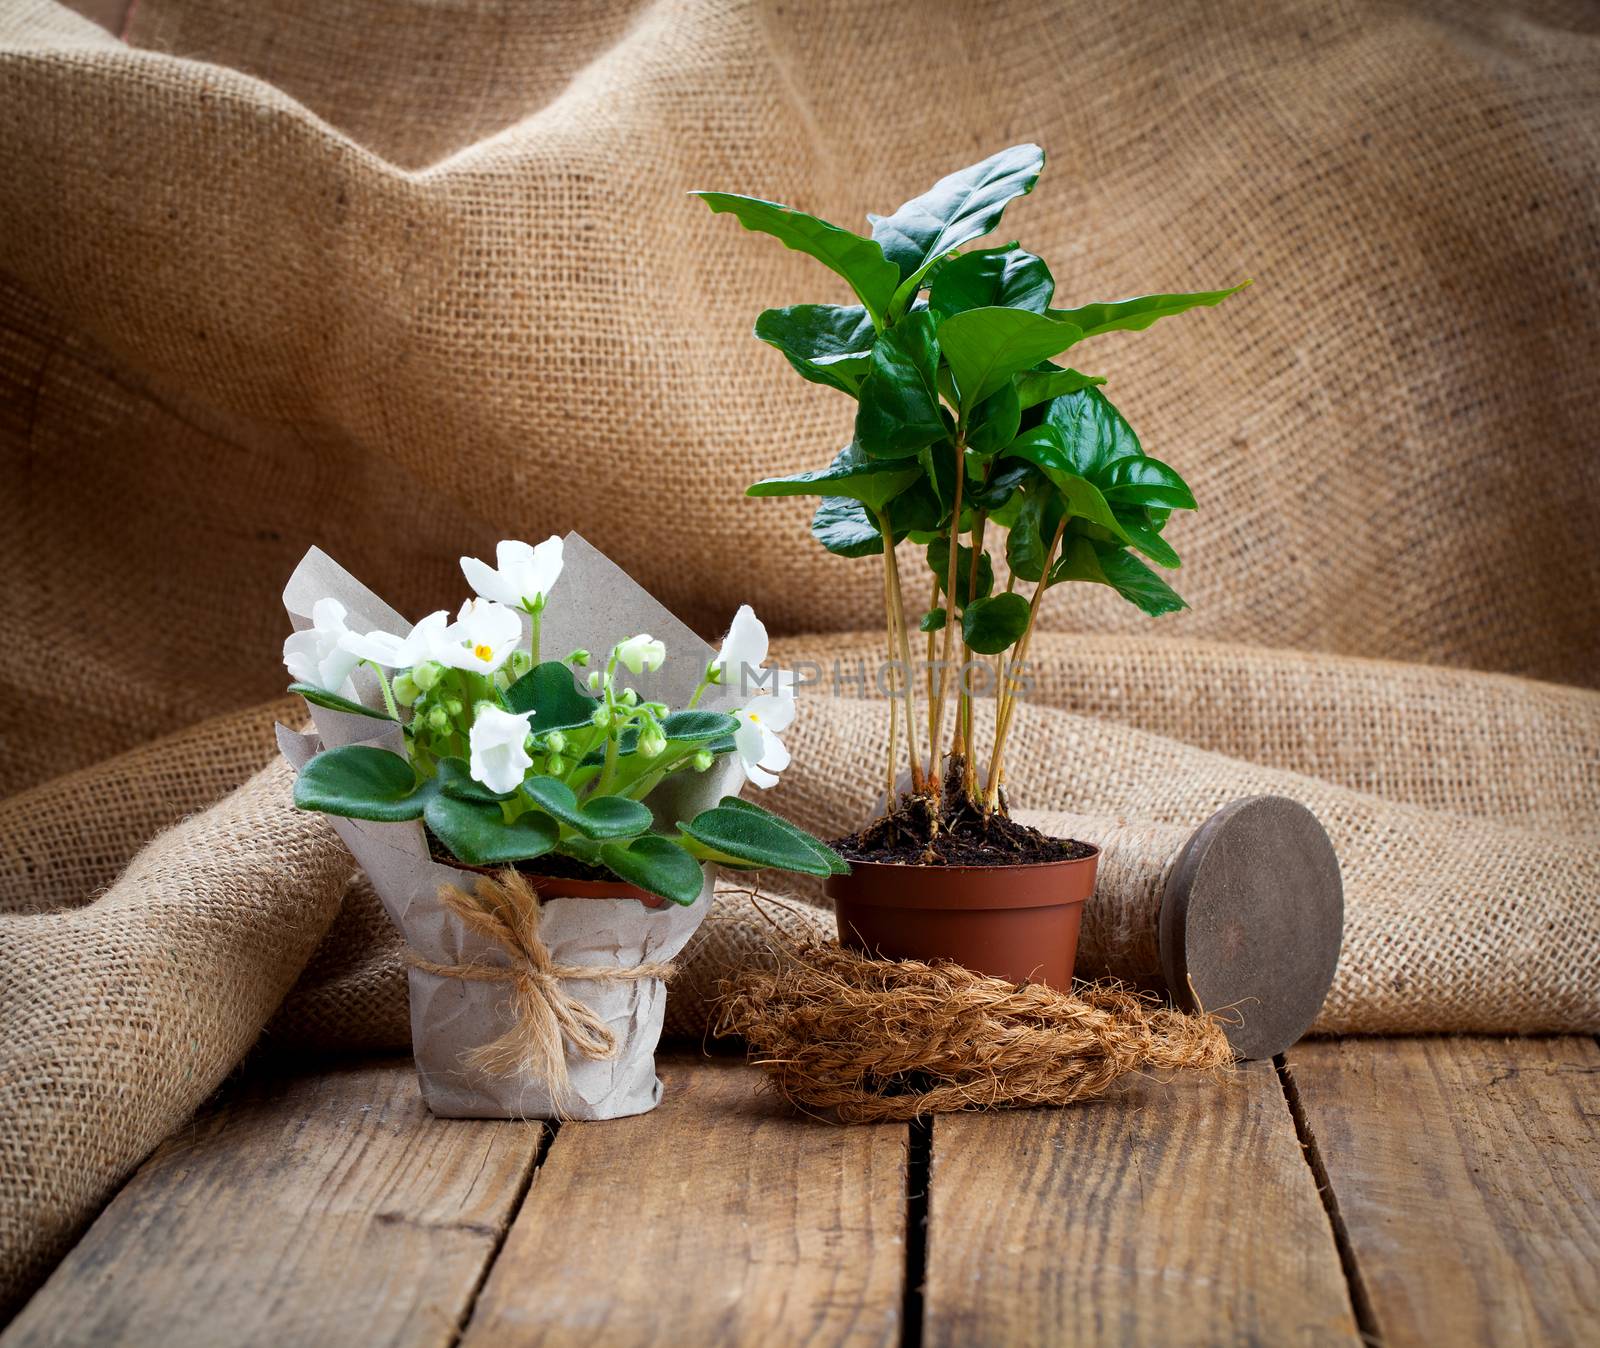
[969,459,1033,512]
[961,591,1032,654]
[929,244,1054,318]
[599,834,706,906]
[749,441,921,514]
[1039,386,1141,478]
[293,745,425,821]
[694,192,900,323]
[504,661,599,731]
[1113,508,1182,569]
[715,796,850,875]
[679,802,837,876]
[1051,536,1187,615]
[1099,454,1197,510]
[1005,485,1063,583]
[754,304,877,395]
[425,794,559,866]
[1015,365,1106,410]
[1049,282,1249,338]
[288,683,394,721]
[919,607,947,633]
[1003,428,1132,543]
[869,144,1046,309]
[522,775,654,840]
[926,537,994,609]
[937,307,1084,407]
[854,311,948,458]
[965,381,1021,457]
[811,496,884,557]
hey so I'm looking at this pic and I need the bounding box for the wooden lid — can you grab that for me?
[1159,795,1343,1059]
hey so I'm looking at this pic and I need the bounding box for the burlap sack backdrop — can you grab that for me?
[2,0,1597,1316]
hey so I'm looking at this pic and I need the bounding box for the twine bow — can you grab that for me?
[407,869,675,1107]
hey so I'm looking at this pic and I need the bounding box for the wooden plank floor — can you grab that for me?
[5,1038,1597,1347]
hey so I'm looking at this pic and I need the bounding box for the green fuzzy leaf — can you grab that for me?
[294,745,425,821]
[599,834,706,906]
[1015,365,1106,410]
[1050,282,1249,338]
[854,311,948,459]
[679,802,837,877]
[715,797,850,876]
[869,144,1046,309]
[749,441,921,514]
[811,496,884,557]
[926,537,994,609]
[961,591,1032,654]
[522,775,654,840]
[919,607,947,633]
[659,710,740,743]
[288,683,394,722]
[504,661,600,731]
[1003,428,1132,543]
[754,304,877,395]
[1099,454,1197,510]
[965,381,1021,457]
[424,794,559,866]
[1051,537,1188,615]
[937,307,1084,407]
[929,244,1054,319]
[693,192,900,324]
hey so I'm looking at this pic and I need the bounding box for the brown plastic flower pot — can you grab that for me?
[824,848,1100,990]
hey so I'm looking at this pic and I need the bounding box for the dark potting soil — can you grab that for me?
[832,758,1095,868]
[425,831,615,883]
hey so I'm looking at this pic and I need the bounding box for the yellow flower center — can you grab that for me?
[748,712,761,723]
[474,643,494,661]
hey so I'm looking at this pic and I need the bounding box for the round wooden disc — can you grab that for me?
[1158,795,1343,1060]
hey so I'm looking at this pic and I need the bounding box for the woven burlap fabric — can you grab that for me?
[2,0,1598,1315]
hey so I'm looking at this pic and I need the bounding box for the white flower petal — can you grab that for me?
[309,597,348,632]
[461,555,519,608]
[745,693,796,732]
[495,538,535,572]
[340,627,410,666]
[468,706,535,793]
[713,604,770,691]
[756,725,791,776]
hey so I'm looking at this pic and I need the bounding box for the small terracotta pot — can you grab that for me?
[521,873,666,909]
[447,860,668,909]
[825,848,1100,990]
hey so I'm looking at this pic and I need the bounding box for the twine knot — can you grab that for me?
[407,870,674,1109]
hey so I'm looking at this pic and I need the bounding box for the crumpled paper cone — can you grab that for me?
[278,537,746,1119]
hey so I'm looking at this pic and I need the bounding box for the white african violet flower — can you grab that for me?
[461,536,564,612]
[468,704,536,794]
[443,599,523,674]
[733,693,795,789]
[283,597,362,694]
[614,633,666,675]
[340,610,451,669]
[711,604,795,699]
